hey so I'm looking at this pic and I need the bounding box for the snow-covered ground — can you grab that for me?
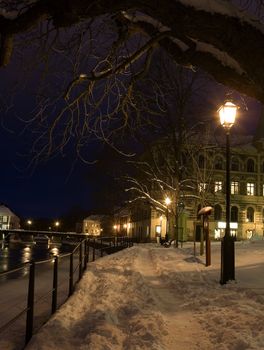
[25,241,264,350]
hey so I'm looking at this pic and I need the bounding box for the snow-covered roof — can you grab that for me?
[0,205,17,217]
[83,215,107,221]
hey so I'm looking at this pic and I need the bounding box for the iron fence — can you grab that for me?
[0,235,133,349]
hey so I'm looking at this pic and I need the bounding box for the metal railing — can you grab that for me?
[0,235,133,349]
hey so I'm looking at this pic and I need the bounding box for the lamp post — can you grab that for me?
[176,202,185,248]
[218,100,238,284]
[165,197,171,242]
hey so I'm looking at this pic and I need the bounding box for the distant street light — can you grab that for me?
[54,221,60,230]
[218,100,238,284]
[165,197,171,241]
[27,220,32,230]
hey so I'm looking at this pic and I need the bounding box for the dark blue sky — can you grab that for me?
[0,58,262,219]
[0,123,92,218]
[0,58,97,219]
[0,97,260,220]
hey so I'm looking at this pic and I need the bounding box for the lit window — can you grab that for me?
[247,183,255,196]
[214,181,222,193]
[231,181,239,195]
[199,183,207,192]
[262,184,264,196]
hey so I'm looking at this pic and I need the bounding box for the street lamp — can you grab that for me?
[165,196,171,242]
[218,100,238,284]
[27,220,32,230]
[54,221,60,230]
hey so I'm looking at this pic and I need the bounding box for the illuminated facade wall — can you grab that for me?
[0,205,20,230]
[185,138,264,240]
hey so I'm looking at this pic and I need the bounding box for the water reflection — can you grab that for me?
[22,247,32,263]
[50,247,59,256]
[0,241,75,279]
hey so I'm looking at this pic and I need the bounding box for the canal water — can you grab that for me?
[0,241,75,277]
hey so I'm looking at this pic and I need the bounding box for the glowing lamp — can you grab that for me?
[218,101,237,129]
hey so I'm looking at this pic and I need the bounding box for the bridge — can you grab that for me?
[0,229,90,245]
[0,229,130,253]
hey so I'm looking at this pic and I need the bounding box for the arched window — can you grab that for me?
[198,155,205,168]
[247,207,254,222]
[247,159,255,172]
[231,206,238,222]
[214,156,223,170]
[214,204,222,221]
[231,157,239,171]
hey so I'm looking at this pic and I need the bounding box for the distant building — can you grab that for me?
[82,215,104,235]
[0,205,20,229]
[113,205,150,241]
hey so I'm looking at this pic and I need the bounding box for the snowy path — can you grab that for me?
[25,242,264,350]
[133,246,213,350]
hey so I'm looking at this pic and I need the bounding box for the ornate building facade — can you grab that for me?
[115,114,264,242]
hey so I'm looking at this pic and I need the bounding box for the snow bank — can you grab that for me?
[26,241,264,349]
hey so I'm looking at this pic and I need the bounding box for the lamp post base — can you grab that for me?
[220,235,235,284]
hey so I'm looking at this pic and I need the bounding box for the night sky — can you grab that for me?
[0,57,262,220]
[0,63,93,219]
[0,123,92,219]
[0,96,260,220]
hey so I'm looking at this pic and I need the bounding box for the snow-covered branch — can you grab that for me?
[1,1,264,101]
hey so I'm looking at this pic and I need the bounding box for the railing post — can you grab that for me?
[52,256,58,314]
[79,242,83,281]
[68,253,74,297]
[87,238,90,263]
[25,260,35,345]
[100,238,103,257]
[93,238,95,261]
[84,239,87,271]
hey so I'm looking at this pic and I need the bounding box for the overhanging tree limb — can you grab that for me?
[0,1,264,101]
